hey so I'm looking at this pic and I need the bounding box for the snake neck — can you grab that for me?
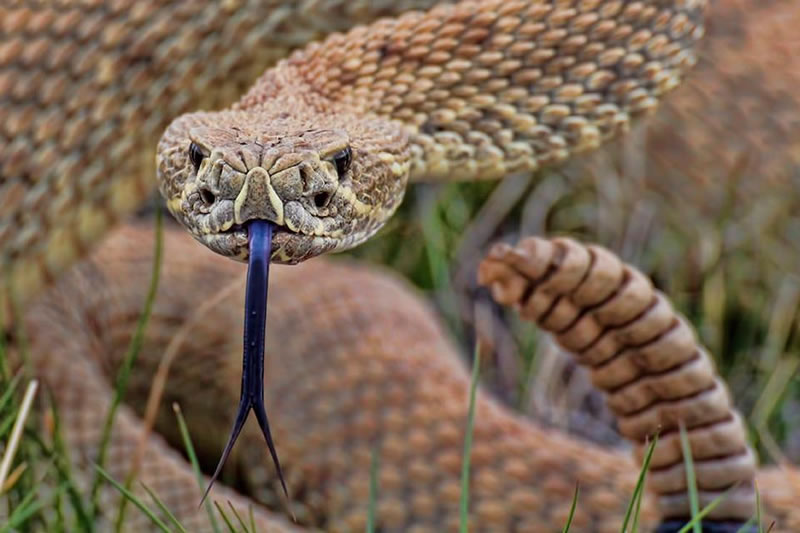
[234,0,708,184]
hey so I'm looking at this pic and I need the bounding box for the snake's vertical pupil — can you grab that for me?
[332,146,352,176]
[189,142,205,172]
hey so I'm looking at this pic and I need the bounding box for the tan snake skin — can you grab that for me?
[2,0,800,531]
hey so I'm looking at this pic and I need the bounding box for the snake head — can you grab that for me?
[156,110,411,264]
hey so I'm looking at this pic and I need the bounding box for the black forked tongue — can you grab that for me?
[201,220,289,506]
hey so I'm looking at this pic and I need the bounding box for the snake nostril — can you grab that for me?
[199,187,216,206]
[313,191,330,208]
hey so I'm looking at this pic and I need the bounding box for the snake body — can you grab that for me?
[21,225,800,532]
[2,0,800,531]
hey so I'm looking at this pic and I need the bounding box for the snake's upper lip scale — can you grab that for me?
[201,220,289,505]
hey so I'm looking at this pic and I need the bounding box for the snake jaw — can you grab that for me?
[198,225,341,264]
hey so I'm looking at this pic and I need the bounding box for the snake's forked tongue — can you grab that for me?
[201,220,289,505]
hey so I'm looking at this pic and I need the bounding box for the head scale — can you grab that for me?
[156,109,410,263]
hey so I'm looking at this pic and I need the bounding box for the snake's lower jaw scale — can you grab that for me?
[194,226,250,261]
[193,227,341,265]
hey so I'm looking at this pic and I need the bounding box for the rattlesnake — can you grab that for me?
[2,0,799,531]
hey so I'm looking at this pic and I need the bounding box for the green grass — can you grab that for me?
[459,345,482,533]
[366,445,380,533]
[673,423,737,533]
[84,405,250,533]
[679,424,702,533]
[93,466,171,533]
[562,484,580,533]
[351,174,800,452]
[174,403,222,533]
[225,500,255,533]
[139,482,189,533]
[100,210,164,526]
[621,434,659,533]
[674,486,738,533]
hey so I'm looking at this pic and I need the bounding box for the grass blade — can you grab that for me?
[621,433,659,532]
[756,482,763,533]
[0,462,26,493]
[0,317,7,380]
[140,482,189,533]
[736,517,756,533]
[0,380,38,493]
[227,501,250,533]
[366,445,380,533]
[94,210,163,519]
[679,423,701,533]
[676,486,735,533]
[174,402,222,533]
[0,411,19,442]
[94,465,170,533]
[46,393,93,531]
[459,345,481,533]
[0,485,43,532]
[0,373,20,414]
[629,463,648,533]
[561,483,579,533]
[214,501,239,533]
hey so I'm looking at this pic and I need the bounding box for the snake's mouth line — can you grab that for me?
[211,221,296,239]
[200,218,341,263]
[218,222,282,235]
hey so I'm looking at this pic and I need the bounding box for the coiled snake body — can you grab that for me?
[2,0,800,531]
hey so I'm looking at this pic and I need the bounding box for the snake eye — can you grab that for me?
[189,142,205,172]
[332,146,352,176]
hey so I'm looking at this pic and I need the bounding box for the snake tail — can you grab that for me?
[478,236,756,526]
[202,221,288,505]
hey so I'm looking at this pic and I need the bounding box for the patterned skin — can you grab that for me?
[2,0,800,531]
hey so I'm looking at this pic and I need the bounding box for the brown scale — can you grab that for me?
[478,235,767,521]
